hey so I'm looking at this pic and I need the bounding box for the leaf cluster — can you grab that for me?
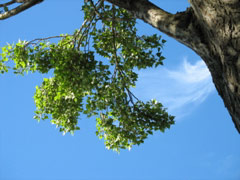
[0,1,174,152]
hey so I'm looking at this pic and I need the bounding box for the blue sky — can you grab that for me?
[0,0,240,180]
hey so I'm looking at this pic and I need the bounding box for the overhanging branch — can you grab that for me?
[0,0,15,7]
[0,0,43,20]
[105,0,208,56]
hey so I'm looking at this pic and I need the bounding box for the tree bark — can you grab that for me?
[107,0,240,133]
[0,0,43,20]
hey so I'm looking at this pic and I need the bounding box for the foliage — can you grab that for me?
[0,1,174,152]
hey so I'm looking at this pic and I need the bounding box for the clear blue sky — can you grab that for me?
[0,1,240,180]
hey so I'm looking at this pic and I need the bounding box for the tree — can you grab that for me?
[0,0,239,150]
[107,0,240,134]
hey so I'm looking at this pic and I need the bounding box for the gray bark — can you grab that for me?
[107,0,240,133]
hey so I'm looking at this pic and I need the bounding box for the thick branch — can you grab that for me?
[106,0,209,58]
[106,0,177,36]
[0,0,43,20]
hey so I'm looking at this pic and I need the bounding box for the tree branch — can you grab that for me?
[0,0,15,7]
[0,0,43,20]
[105,0,209,57]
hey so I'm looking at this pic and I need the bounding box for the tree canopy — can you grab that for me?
[1,0,240,152]
[0,1,174,152]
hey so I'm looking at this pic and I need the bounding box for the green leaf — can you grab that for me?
[4,6,8,12]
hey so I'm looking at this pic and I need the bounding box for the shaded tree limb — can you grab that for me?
[0,0,43,20]
[0,0,15,7]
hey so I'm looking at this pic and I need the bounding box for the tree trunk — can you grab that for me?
[189,0,240,133]
[107,0,240,133]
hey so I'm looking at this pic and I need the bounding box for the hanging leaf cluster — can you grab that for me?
[0,1,174,152]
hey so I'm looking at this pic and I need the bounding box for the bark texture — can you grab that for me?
[107,0,240,133]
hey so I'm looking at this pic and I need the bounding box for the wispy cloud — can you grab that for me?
[133,58,215,119]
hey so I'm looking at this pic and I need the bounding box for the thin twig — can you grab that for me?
[89,0,102,18]
[25,35,72,47]
[76,0,103,49]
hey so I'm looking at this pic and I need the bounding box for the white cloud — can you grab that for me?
[168,59,211,83]
[133,58,215,119]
